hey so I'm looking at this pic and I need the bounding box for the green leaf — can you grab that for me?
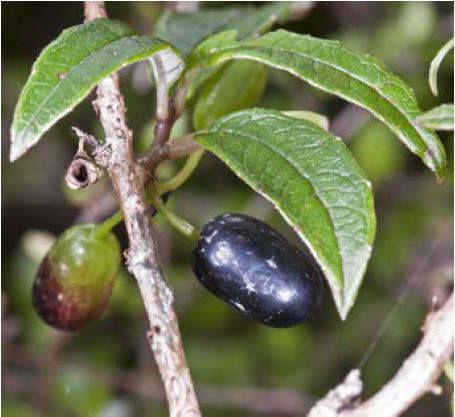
[195,108,376,319]
[193,60,267,130]
[150,45,185,121]
[415,104,454,131]
[150,47,185,93]
[168,2,291,106]
[154,2,291,56]
[429,38,454,96]
[189,30,447,181]
[282,110,329,131]
[10,19,182,161]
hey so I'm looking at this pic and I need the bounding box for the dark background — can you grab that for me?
[2,2,454,417]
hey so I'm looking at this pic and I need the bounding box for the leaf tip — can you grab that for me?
[425,150,446,183]
[339,311,348,321]
[9,125,28,161]
[9,129,21,162]
[327,284,349,321]
[429,77,439,97]
[333,298,350,321]
[9,144,21,162]
[436,170,446,184]
[419,138,447,183]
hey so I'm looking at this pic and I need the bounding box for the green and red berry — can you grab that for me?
[32,224,121,331]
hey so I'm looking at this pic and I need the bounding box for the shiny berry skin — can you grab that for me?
[32,224,121,331]
[192,214,323,328]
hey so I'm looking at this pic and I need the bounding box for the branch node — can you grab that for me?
[93,143,113,168]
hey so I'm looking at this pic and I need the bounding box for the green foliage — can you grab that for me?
[163,2,291,115]
[193,61,267,130]
[154,2,290,56]
[416,104,454,131]
[4,4,453,415]
[10,19,182,161]
[196,109,376,319]
[10,8,450,320]
[282,110,329,130]
[429,38,454,96]
[189,29,447,180]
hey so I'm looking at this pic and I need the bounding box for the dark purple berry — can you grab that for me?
[32,224,121,331]
[192,214,323,328]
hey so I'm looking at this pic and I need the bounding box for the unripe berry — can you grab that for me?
[192,214,323,327]
[32,224,121,331]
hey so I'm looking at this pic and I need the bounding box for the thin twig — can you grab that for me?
[139,134,202,172]
[142,62,193,175]
[83,2,200,416]
[143,41,181,173]
[308,293,454,417]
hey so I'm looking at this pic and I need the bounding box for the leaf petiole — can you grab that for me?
[96,210,124,238]
[95,151,203,238]
[156,149,204,195]
[429,38,454,96]
[149,185,199,242]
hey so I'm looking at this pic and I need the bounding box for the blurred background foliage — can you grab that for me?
[2,2,454,417]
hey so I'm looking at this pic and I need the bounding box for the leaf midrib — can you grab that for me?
[15,21,126,135]
[16,35,160,142]
[419,112,453,122]
[422,115,452,121]
[201,38,431,153]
